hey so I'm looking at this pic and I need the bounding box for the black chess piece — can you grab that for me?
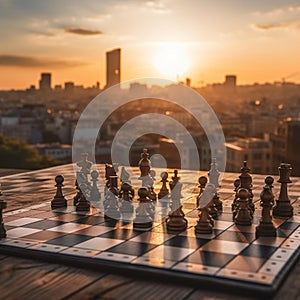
[119,182,134,214]
[273,163,294,218]
[196,176,207,207]
[133,187,153,229]
[256,184,277,238]
[234,188,253,226]
[208,159,223,212]
[195,206,214,234]
[76,183,90,211]
[148,170,157,201]
[158,171,169,199]
[104,163,117,196]
[73,172,88,206]
[51,175,67,209]
[166,174,187,232]
[239,161,255,213]
[138,148,151,178]
[90,170,101,202]
[104,176,121,220]
[0,190,7,239]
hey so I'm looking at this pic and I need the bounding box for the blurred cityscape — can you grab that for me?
[0,48,299,175]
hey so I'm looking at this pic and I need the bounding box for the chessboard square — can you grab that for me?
[96,252,137,263]
[31,211,65,219]
[75,215,105,226]
[253,237,285,247]
[132,256,175,268]
[46,234,92,247]
[164,235,209,249]
[6,227,42,238]
[47,223,91,233]
[184,250,235,267]
[173,262,220,275]
[74,225,113,237]
[213,220,233,230]
[130,231,173,245]
[279,221,300,231]
[74,237,124,251]
[6,217,43,227]
[99,228,143,240]
[143,245,194,261]
[215,214,234,222]
[24,219,65,230]
[200,240,247,255]
[240,244,277,258]
[50,214,85,222]
[229,224,256,233]
[225,256,266,272]
[60,247,100,257]
[20,230,67,242]
[216,230,255,243]
[106,241,156,256]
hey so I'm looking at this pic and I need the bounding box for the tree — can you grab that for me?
[0,135,59,170]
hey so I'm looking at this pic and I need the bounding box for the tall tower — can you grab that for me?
[39,73,52,91]
[105,48,121,88]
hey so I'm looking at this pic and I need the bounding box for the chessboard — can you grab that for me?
[0,164,300,297]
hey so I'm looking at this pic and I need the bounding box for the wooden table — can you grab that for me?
[0,165,299,300]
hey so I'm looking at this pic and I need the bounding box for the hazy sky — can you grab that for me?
[0,0,300,89]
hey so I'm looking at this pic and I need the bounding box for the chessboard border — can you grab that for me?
[1,239,299,297]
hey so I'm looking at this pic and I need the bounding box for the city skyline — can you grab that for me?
[0,0,300,89]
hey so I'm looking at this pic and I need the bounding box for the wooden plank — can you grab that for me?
[0,256,105,299]
[67,274,194,300]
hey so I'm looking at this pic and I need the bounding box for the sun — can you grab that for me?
[153,44,190,79]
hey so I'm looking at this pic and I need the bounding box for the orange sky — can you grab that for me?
[0,0,300,89]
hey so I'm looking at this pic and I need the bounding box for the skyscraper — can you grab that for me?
[105,48,121,88]
[39,73,52,91]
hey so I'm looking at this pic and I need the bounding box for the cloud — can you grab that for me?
[255,21,300,31]
[145,0,171,14]
[64,27,103,36]
[0,55,86,68]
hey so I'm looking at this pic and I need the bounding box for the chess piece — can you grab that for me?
[208,159,223,212]
[104,175,121,220]
[232,178,241,219]
[104,175,119,210]
[138,148,151,178]
[196,176,207,207]
[104,163,117,196]
[90,170,101,202]
[76,183,90,211]
[0,190,7,239]
[119,182,134,214]
[76,153,93,177]
[234,188,252,226]
[158,171,169,199]
[133,187,153,229]
[256,184,277,238]
[120,166,130,184]
[273,163,294,218]
[166,173,187,232]
[195,206,214,234]
[239,161,255,213]
[148,170,157,201]
[51,175,67,209]
[73,172,88,205]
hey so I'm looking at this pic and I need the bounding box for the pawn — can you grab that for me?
[195,206,214,234]
[51,175,67,209]
[158,171,170,200]
[90,170,101,202]
[256,185,276,238]
[234,188,252,226]
[0,191,7,239]
[76,183,90,211]
[196,176,207,207]
[133,187,153,230]
[120,182,134,214]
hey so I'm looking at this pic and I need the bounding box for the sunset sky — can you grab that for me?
[0,0,300,89]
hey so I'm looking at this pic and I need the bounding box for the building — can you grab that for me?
[224,75,237,88]
[35,143,72,163]
[271,119,300,176]
[105,48,121,88]
[39,73,51,91]
[226,137,272,174]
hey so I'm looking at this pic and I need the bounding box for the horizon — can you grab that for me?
[1,0,300,89]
